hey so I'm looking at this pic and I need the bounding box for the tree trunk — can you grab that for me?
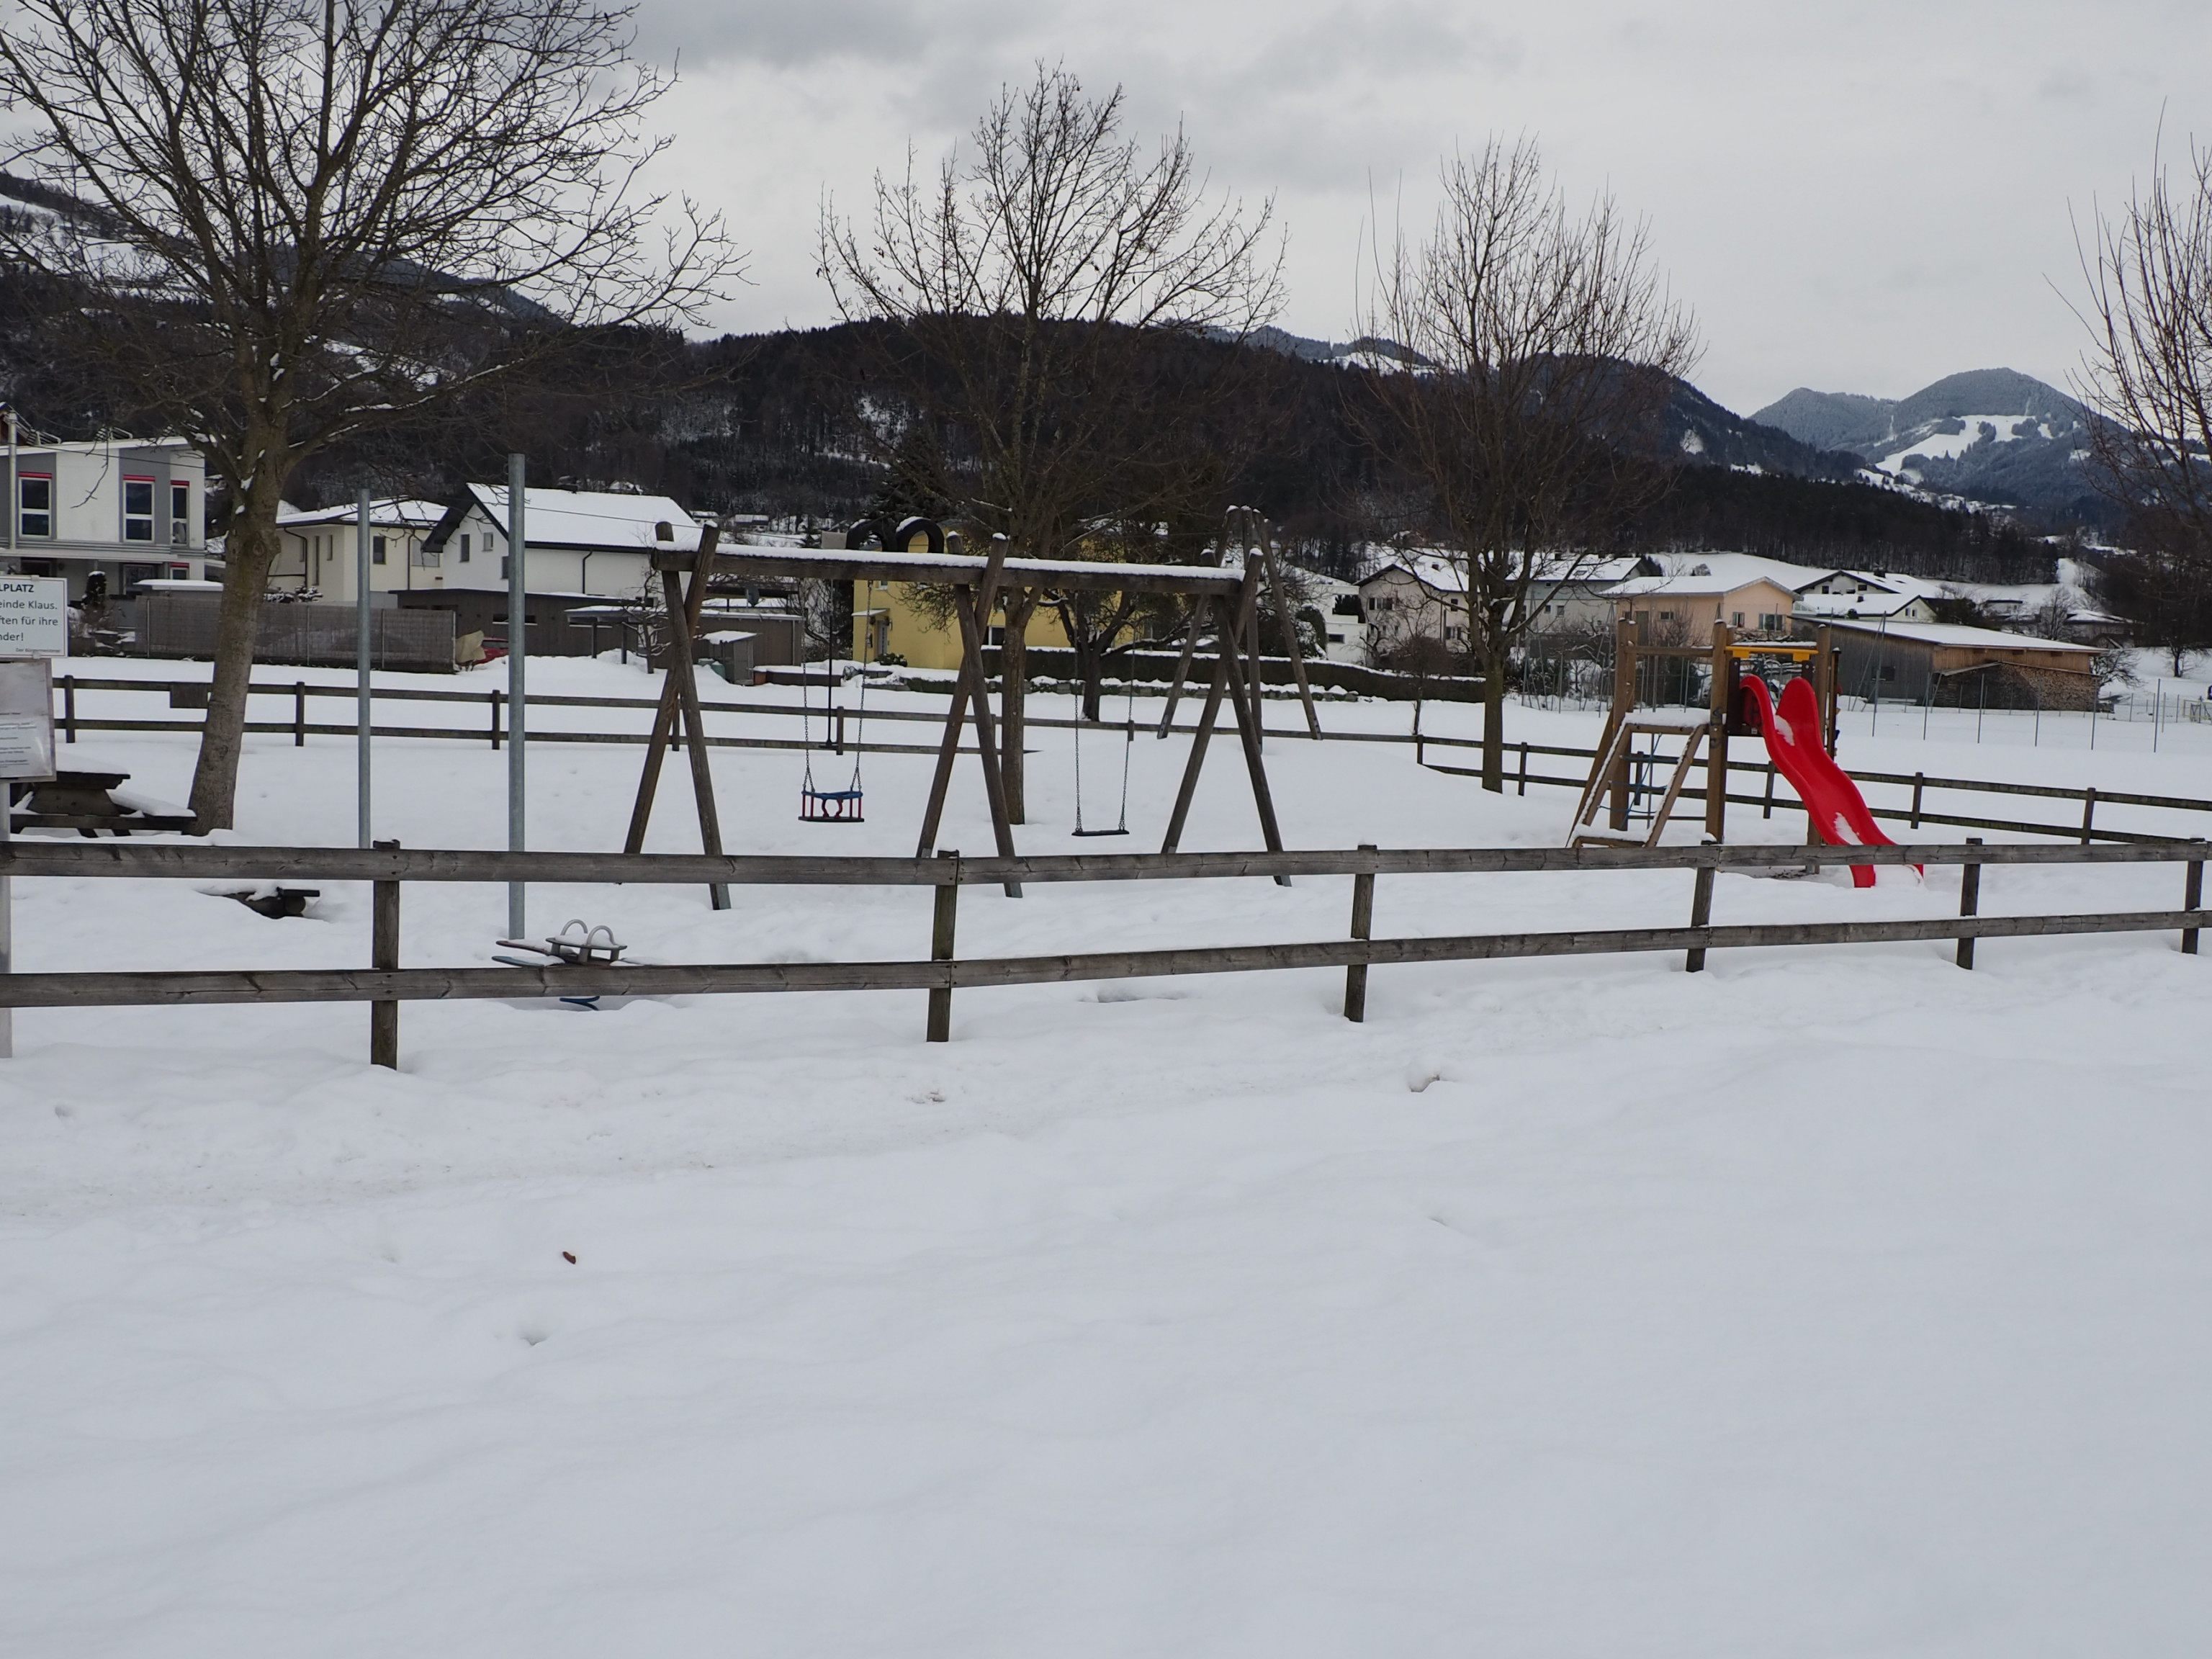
[999,590,1036,823]
[1480,640,1509,793]
[188,477,284,831]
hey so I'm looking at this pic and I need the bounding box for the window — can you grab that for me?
[1758,612,1782,631]
[17,473,52,539]
[372,535,387,566]
[171,480,192,544]
[459,533,471,562]
[500,554,511,579]
[123,476,156,541]
[1879,665,1897,681]
[1731,611,1745,628]
[1658,610,1676,621]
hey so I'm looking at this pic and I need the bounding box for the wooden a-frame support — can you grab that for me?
[626,521,1303,905]
[624,521,729,908]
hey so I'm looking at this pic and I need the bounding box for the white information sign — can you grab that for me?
[0,658,56,782]
[0,577,67,658]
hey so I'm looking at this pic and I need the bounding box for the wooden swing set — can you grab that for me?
[622,516,1323,902]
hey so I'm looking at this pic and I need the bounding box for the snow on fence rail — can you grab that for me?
[43,675,2212,845]
[1,839,2204,1066]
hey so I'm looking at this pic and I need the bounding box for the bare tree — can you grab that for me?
[0,0,739,828]
[821,63,1282,820]
[2075,135,2212,581]
[1359,137,1699,791]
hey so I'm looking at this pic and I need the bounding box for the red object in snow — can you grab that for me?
[1740,675,1905,888]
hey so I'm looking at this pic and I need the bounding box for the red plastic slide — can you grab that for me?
[1739,675,1897,887]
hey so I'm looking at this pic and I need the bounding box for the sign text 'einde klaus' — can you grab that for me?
[0,577,67,657]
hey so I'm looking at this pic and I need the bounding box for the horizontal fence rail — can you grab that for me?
[41,674,2212,847]
[6,909,2207,1012]
[6,837,2206,886]
[2,840,2206,1071]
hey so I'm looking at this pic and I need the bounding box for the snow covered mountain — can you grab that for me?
[1753,369,2110,526]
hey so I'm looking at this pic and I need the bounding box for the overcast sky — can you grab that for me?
[638,0,2212,416]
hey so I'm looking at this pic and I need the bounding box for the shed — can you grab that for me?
[1825,619,2103,709]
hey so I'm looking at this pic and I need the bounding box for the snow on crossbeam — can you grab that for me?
[654,540,1246,596]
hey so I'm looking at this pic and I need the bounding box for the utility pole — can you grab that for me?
[356,486,372,848]
[507,454,527,939]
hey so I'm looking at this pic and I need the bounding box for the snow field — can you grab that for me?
[4,655,2211,1655]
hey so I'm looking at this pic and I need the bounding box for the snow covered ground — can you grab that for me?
[5,655,2211,1655]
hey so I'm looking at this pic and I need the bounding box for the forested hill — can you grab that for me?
[0,266,2059,585]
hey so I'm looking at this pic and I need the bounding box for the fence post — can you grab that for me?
[490,687,503,751]
[294,681,306,747]
[2185,841,2203,957]
[2079,786,2097,845]
[1910,772,1924,830]
[1516,742,1528,797]
[1344,842,1377,1022]
[926,849,958,1043]
[371,839,400,1069]
[1686,858,1716,974]
[1762,764,1775,820]
[1956,837,1982,971]
[60,675,75,745]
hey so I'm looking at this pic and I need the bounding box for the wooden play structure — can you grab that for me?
[1571,617,1839,848]
[623,516,1322,900]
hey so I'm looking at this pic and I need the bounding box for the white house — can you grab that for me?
[1357,549,1657,662]
[1792,569,1943,624]
[271,498,446,596]
[421,484,701,598]
[3,423,213,598]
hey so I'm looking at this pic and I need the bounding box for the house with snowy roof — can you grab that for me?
[404,485,704,657]
[1791,570,1943,625]
[1604,553,1810,641]
[271,498,447,596]
[1356,549,1654,662]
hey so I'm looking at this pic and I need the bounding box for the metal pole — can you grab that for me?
[6,408,17,557]
[506,454,526,939]
[356,485,372,849]
[0,792,11,1059]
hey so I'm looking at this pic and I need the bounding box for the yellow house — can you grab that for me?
[851,577,1080,668]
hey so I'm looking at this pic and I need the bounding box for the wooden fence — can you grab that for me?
[43,673,2212,845]
[1,837,2203,1066]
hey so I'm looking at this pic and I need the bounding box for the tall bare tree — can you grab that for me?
[0,0,739,828]
[821,63,1282,819]
[1359,137,1699,791]
[2075,134,2212,593]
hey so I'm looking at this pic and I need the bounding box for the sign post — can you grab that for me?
[0,656,58,1059]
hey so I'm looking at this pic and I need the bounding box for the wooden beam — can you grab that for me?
[1155,605,1206,739]
[656,542,1243,596]
[624,522,720,855]
[1215,581,1290,878]
[6,837,2203,889]
[8,906,2208,1009]
[1260,536,1323,739]
[1160,598,1236,855]
[918,536,1012,858]
[660,565,730,909]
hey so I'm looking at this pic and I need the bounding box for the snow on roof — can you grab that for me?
[463,484,701,552]
[1359,549,1645,595]
[1793,589,1928,619]
[1606,552,1819,598]
[1822,618,2100,653]
[277,498,446,530]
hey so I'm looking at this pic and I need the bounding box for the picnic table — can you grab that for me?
[7,769,196,836]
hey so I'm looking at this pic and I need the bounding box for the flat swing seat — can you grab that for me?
[801,786,865,823]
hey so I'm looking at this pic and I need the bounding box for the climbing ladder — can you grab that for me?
[1568,716,1710,848]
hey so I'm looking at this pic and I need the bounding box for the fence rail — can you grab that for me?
[2,839,2204,1063]
[42,674,2212,847]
